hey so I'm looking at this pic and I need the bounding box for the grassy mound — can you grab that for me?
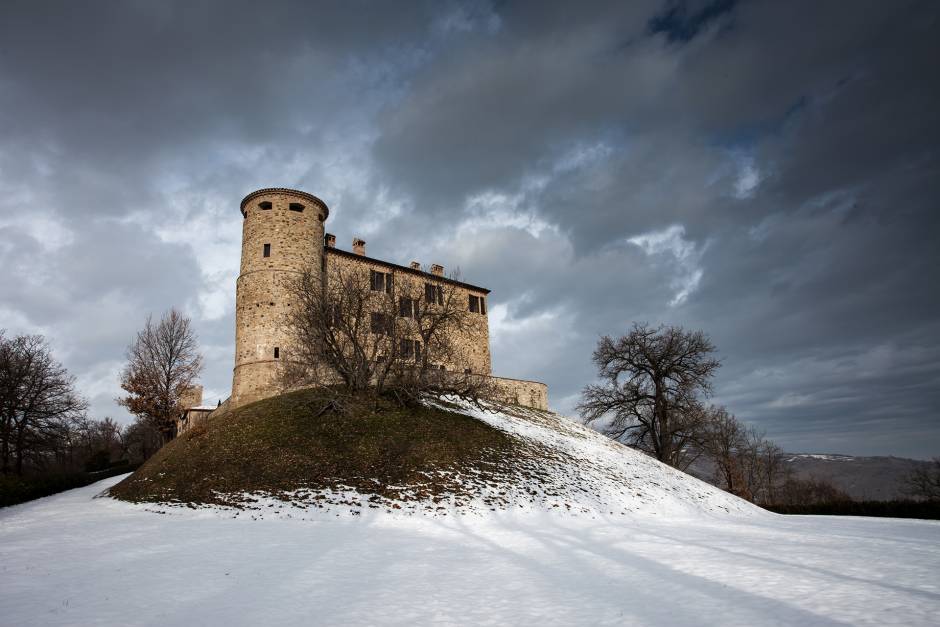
[109,388,524,509]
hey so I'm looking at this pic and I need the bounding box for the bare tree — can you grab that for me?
[903,457,940,501]
[699,406,786,503]
[283,265,492,404]
[774,476,852,507]
[117,309,203,443]
[577,323,720,469]
[0,331,87,475]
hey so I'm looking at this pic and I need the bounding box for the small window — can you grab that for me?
[424,283,444,305]
[370,270,393,293]
[399,339,422,362]
[259,201,272,210]
[370,270,383,291]
[370,312,388,335]
[400,339,413,359]
[263,243,271,258]
[289,202,304,212]
[480,297,486,315]
[274,347,280,359]
[469,295,480,313]
[399,297,415,318]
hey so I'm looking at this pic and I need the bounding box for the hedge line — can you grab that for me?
[764,500,940,519]
[0,463,139,508]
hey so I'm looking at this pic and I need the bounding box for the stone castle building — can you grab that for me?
[178,187,546,434]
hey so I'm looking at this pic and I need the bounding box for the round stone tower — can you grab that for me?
[231,188,329,407]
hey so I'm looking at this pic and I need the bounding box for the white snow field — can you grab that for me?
[2,402,939,625]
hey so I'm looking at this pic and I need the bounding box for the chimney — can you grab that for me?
[430,264,444,276]
[410,261,421,270]
[352,238,366,256]
[325,233,336,248]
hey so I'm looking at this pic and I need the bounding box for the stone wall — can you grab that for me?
[229,187,548,412]
[324,248,492,375]
[488,376,549,411]
[231,189,328,407]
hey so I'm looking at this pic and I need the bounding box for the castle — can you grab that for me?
[178,188,547,434]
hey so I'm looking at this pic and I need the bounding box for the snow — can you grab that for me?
[2,403,939,625]
[786,454,855,462]
[2,476,939,626]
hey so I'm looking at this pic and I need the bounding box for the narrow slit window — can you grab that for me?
[274,347,280,359]
[289,202,305,212]
[263,243,271,258]
[480,297,486,315]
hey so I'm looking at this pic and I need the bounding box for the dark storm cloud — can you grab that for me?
[0,0,937,457]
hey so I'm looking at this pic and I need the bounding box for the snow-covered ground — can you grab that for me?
[2,475,939,626]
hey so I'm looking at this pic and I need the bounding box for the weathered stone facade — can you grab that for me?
[323,247,492,376]
[489,376,549,411]
[231,189,327,407]
[228,187,548,410]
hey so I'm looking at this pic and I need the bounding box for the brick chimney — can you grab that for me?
[325,233,336,248]
[410,261,421,270]
[430,264,444,276]
[352,238,366,256]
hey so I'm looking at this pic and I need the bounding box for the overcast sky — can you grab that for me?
[1,1,937,458]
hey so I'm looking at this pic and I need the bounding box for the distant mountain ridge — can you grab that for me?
[782,453,931,501]
[688,452,930,501]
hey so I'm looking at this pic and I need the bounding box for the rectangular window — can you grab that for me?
[400,338,413,358]
[469,295,480,313]
[399,297,415,318]
[480,297,486,315]
[274,347,280,359]
[263,243,271,258]
[370,270,393,293]
[399,339,422,362]
[370,312,388,335]
[425,283,444,305]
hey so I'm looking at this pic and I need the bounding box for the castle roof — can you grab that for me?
[239,188,330,219]
[325,247,491,294]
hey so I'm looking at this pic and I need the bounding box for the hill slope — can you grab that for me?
[111,388,760,519]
